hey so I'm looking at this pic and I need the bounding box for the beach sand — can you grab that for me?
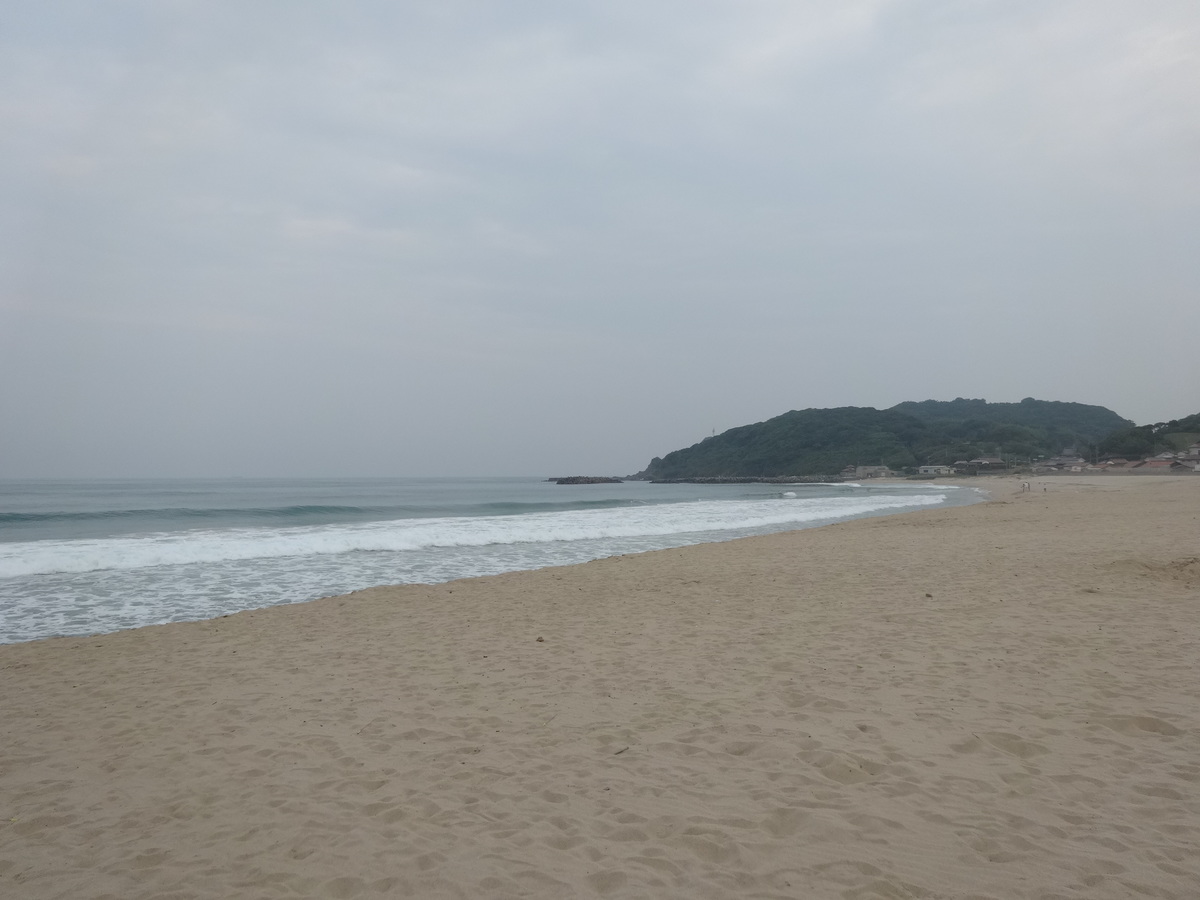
[2,476,1198,899]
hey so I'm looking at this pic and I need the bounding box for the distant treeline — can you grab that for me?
[639,398,1145,479]
[1097,412,1200,459]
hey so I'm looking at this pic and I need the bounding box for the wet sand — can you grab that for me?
[2,476,1198,899]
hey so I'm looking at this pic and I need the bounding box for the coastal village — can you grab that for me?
[1031,442,1200,474]
[851,441,1200,479]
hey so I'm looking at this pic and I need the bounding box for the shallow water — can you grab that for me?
[0,477,982,643]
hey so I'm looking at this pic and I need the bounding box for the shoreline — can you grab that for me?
[0,479,978,647]
[2,475,1197,898]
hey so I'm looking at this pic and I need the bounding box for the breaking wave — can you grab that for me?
[0,493,943,579]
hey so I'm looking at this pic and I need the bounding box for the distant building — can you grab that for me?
[968,457,1006,468]
[1132,459,1178,470]
[1041,450,1200,475]
[1044,454,1086,467]
[843,465,893,479]
[917,465,954,476]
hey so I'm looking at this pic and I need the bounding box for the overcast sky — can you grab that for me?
[2,1,1197,477]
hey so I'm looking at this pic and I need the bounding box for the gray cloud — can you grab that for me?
[2,1,1197,476]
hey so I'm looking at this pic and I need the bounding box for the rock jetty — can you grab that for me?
[650,476,839,485]
[551,476,624,485]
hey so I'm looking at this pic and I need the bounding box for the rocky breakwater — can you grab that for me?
[551,476,624,485]
[650,475,841,484]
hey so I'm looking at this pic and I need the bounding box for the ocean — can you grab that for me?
[0,477,983,645]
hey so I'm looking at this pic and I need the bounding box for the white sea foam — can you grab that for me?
[1,485,975,644]
[0,493,944,579]
[878,482,962,490]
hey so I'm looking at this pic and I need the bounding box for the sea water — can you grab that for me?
[0,477,982,644]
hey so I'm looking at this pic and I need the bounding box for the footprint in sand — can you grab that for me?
[1094,715,1184,737]
[804,750,886,784]
[973,732,1050,758]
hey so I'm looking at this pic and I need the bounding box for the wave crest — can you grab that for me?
[0,493,945,579]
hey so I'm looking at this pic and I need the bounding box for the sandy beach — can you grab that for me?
[2,475,1198,899]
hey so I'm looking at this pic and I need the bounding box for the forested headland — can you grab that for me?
[637,398,1166,480]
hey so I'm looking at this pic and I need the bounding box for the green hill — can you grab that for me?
[642,398,1136,479]
[891,398,1130,444]
[1096,412,1200,459]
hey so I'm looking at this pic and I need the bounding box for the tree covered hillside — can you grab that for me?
[892,398,1130,444]
[642,398,1134,479]
[1097,412,1200,459]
